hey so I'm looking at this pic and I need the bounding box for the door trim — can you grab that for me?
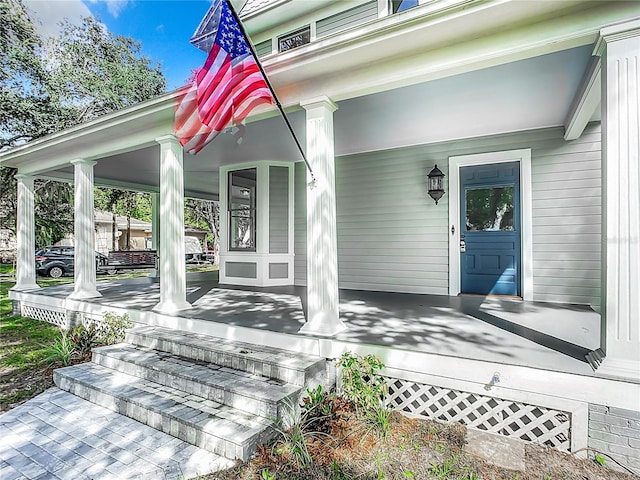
[448,149,533,300]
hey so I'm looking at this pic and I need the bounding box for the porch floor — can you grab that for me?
[31,271,600,376]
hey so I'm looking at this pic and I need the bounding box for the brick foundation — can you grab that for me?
[588,404,640,473]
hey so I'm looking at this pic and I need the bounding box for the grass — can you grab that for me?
[0,261,219,411]
[0,274,62,410]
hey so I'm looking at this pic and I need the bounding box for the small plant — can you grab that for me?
[301,384,338,433]
[260,468,275,480]
[98,312,132,345]
[370,404,393,438]
[69,323,100,357]
[429,455,457,478]
[44,331,76,366]
[330,461,353,480]
[594,454,606,466]
[271,398,329,469]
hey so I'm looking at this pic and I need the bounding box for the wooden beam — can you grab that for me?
[564,56,601,141]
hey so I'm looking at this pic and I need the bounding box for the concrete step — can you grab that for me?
[126,325,326,387]
[54,363,275,461]
[92,343,301,418]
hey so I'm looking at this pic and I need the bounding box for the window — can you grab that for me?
[465,186,515,231]
[391,0,419,14]
[228,168,257,251]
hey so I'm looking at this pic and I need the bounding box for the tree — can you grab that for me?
[95,188,152,250]
[185,199,220,261]
[0,0,166,247]
[0,0,60,151]
[47,16,166,124]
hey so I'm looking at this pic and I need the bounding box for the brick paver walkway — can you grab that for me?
[0,388,234,479]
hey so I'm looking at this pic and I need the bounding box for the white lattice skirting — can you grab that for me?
[21,304,67,329]
[386,376,572,451]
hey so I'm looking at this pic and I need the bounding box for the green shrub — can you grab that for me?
[337,352,387,413]
[338,352,393,438]
[98,312,132,345]
[301,385,338,434]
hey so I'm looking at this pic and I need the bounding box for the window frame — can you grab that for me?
[227,168,257,252]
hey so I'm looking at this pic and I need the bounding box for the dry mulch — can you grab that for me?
[204,401,640,480]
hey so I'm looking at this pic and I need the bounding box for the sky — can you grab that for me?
[23,0,214,91]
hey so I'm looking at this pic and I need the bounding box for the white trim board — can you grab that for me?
[447,149,533,301]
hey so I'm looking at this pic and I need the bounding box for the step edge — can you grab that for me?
[53,366,274,448]
[92,348,301,404]
[127,328,323,369]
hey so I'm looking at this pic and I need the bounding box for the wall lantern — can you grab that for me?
[427,164,445,205]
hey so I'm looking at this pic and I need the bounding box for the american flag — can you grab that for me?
[174,0,273,155]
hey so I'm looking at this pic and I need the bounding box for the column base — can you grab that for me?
[68,289,102,300]
[10,283,41,292]
[596,356,640,382]
[299,310,347,337]
[153,299,192,315]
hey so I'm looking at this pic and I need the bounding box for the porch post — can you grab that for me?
[11,174,40,291]
[299,96,346,336]
[68,159,101,299]
[153,135,191,313]
[594,19,640,380]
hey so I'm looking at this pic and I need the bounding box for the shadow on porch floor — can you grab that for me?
[33,270,600,376]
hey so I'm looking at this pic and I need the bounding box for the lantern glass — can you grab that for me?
[429,175,443,191]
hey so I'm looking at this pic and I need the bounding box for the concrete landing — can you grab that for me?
[0,388,234,480]
[466,428,526,471]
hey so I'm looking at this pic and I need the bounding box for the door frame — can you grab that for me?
[448,148,533,300]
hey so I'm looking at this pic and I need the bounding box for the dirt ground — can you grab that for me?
[205,404,640,480]
[0,363,54,413]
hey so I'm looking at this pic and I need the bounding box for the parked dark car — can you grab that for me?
[35,246,108,278]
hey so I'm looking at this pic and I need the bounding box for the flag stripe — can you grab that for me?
[173,0,274,155]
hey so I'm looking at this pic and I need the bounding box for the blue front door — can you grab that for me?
[460,162,521,296]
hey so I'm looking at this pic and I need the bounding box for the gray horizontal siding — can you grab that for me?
[530,123,601,305]
[316,1,378,38]
[255,39,272,58]
[295,123,601,305]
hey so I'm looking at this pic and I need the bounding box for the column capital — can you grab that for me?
[594,18,640,56]
[70,158,97,167]
[300,96,338,113]
[14,173,33,181]
[155,134,180,145]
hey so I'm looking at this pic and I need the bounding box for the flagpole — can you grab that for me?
[225,0,316,183]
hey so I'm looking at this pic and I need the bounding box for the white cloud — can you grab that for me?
[85,0,132,18]
[23,0,93,38]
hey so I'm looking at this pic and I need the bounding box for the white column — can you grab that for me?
[299,96,346,336]
[153,135,191,313]
[68,159,101,299]
[11,174,40,291]
[149,192,160,277]
[595,20,640,380]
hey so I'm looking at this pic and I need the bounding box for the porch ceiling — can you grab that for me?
[2,44,596,199]
[45,44,595,194]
